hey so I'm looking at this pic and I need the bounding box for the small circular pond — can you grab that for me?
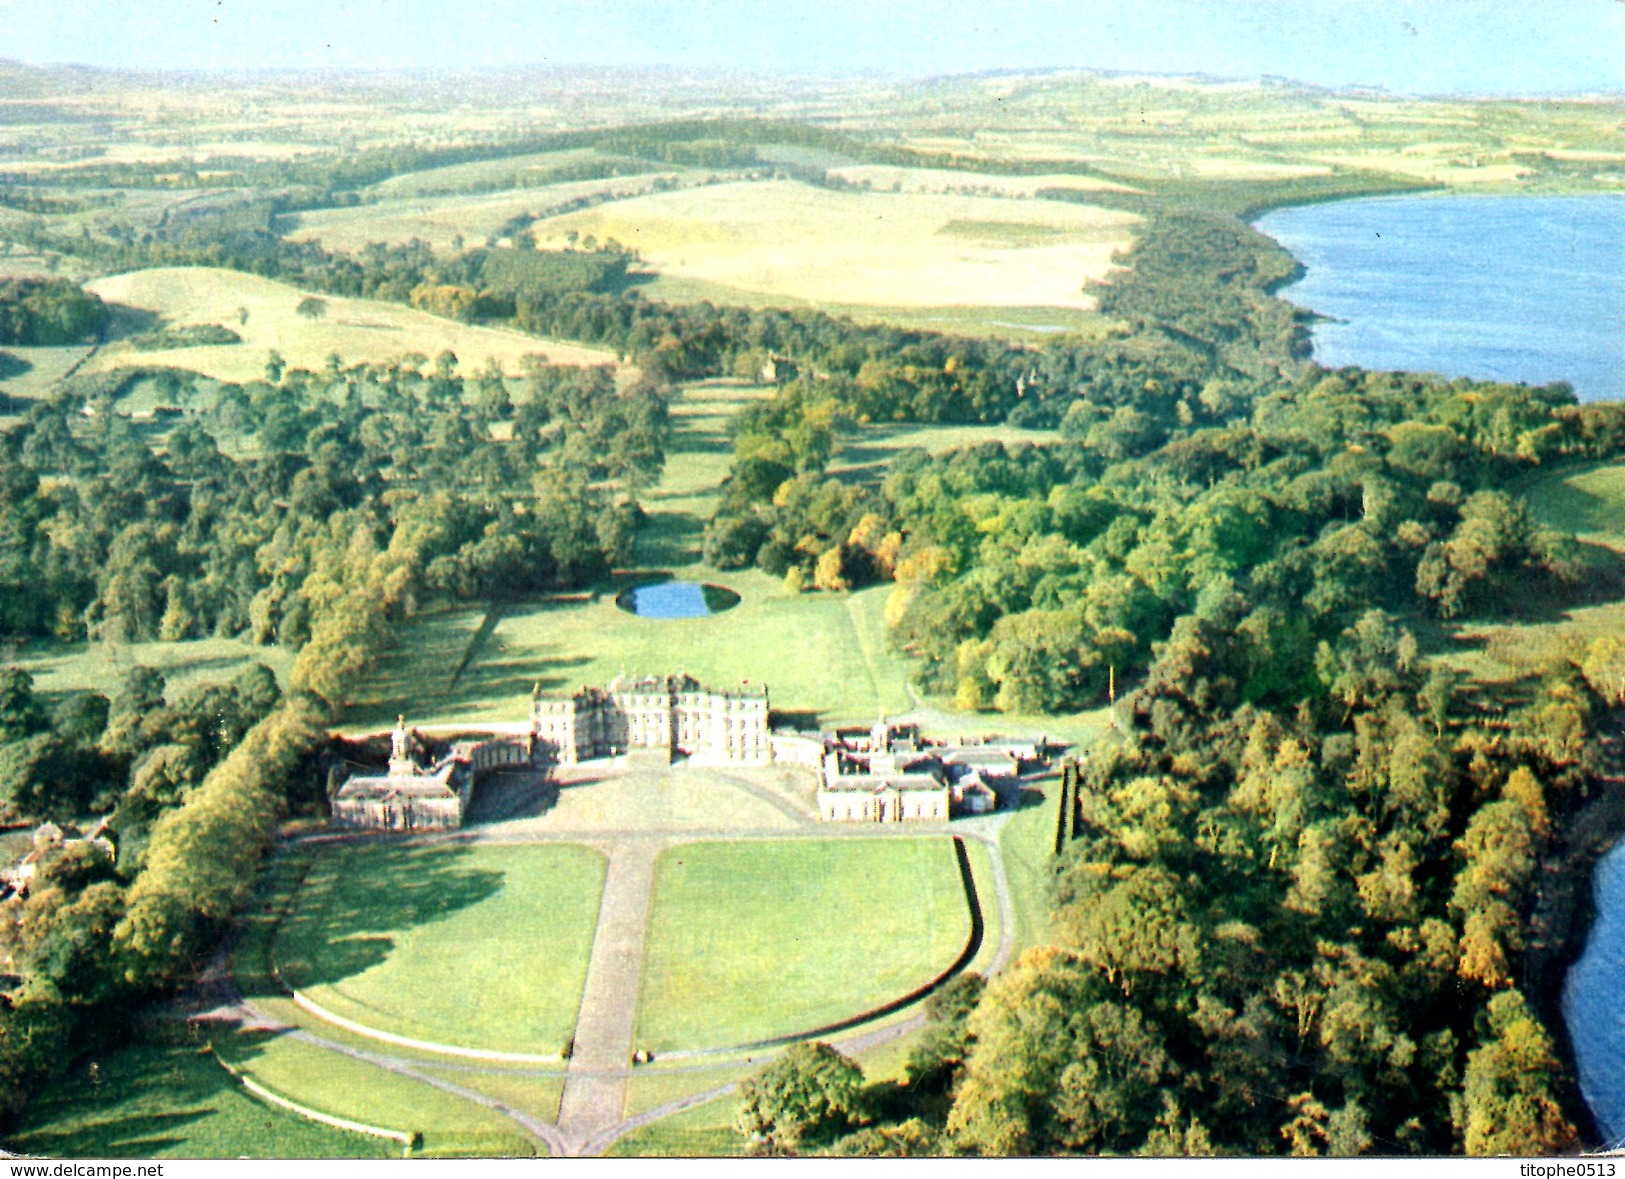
[615,581,741,620]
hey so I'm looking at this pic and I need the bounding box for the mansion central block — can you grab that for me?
[531,673,771,765]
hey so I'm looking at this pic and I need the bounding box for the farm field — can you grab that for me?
[83,266,621,383]
[273,841,606,1057]
[634,838,972,1053]
[1,1033,394,1159]
[528,179,1139,311]
[284,172,688,254]
[825,164,1136,197]
[368,148,648,198]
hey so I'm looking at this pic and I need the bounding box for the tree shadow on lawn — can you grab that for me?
[0,350,33,380]
[273,842,505,991]
[7,1035,241,1159]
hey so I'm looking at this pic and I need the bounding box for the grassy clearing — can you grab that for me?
[5,635,291,701]
[635,838,970,1053]
[1524,461,1625,549]
[2,1032,393,1159]
[1429,460,1625,684]
[274,841,605,1057]
[998,780,1063,954]
[212,1028,536,1157]
[828,419,1060,484]
[531,179,1138,311]
[84,266,620,383]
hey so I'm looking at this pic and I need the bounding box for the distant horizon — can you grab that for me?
[1,1,1619,99]
[4,56,1622,104]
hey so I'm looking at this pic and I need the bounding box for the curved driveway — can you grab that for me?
[244,792,1022,1156]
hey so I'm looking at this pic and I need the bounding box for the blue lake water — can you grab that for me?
[615,581,740,619]
[1564,840,1625,1149]
[1258,195,1625,402]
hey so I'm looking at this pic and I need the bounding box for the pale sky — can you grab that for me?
[2,0,1621,96]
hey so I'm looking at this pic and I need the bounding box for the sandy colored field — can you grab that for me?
[1186,156,1333,179]
[84,267,620,382]
[1312,152,1532,185]
[826,164,1136,197]
[531,179,1139,310]
[285,173,685,254]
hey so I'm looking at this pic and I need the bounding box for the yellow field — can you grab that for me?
[826,164,1137,197]
[1312,151,1532,185]
[84,267,621,382]
[530,179,1139,310]
[285,174,686,254]
[1186,156,1333,179]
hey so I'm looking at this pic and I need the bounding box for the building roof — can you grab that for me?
[335,761,459,802]
[820,772,947,795]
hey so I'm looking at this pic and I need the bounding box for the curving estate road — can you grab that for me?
[210,763,1023,1157]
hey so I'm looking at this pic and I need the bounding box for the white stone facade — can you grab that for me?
[531,674,770,765]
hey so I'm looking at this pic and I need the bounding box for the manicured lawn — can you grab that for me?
[343,577,920,732]
[999,780,1062,954]
[273,841,605,1056]
[212,1029,537,1157]
[3,1032,393,1159]
[622,1062,749,1119]
[604,1093,746,1158]
[635,838,971,1053]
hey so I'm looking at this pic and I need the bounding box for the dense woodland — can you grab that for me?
[2,119,1623,1156]
[0,349,668,1120]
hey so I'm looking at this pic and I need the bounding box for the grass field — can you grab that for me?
[998,782,1062,954]
[604,1093,746,1158]
[273,841,605,1056]
[1524,461,1625,549]
[634,838,972,1053]
[343,576,921,732]
[2,1033,394,1159]
[84,266,620,383]
[212,1028,537,1157]
[530,179,1138,311]
[285,173,687,254]
[5,635,291,701]
[1439,459,1625,682]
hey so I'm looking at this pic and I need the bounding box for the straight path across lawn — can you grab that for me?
[273,841,605,1057]
[557,840,659,1146]
[634,838,971,1054]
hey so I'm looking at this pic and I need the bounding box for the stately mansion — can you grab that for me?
[331,676,1046,831]
[532,673,771,766]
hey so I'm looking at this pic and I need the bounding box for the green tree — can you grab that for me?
[736,1041,866,1152]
